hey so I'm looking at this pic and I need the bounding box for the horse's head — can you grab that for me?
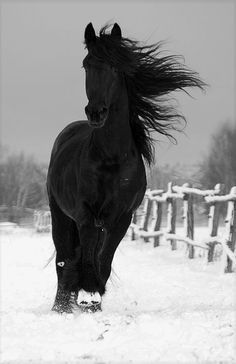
[83,23,122,128]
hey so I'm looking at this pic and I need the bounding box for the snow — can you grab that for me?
[1,227,235,363]
[0,222,18,228]
[0,222,19,234]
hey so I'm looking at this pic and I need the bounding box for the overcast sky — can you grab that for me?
[1,1,235,166]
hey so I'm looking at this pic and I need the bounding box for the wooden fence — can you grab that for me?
[130,183,236,273]
[34,210,51,232]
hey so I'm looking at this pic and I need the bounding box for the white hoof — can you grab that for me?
[77,289,101,306]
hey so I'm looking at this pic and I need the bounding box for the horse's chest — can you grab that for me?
[82,166,122,200]
[81,163,137,207]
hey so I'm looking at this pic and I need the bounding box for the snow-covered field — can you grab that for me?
[1,226,235,363]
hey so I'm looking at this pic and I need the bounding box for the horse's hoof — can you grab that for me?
[51,301,75,314]
[77,290,102,312]
[52,304,74,314]
[52,290,78,314]
[78,302,102,313]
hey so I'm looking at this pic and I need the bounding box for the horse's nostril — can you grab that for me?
[86,104,108,126]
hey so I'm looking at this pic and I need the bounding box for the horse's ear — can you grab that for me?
[84,23,96,46]
[111,23,122,39]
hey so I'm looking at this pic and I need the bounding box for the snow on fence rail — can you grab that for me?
[130,183,236,273]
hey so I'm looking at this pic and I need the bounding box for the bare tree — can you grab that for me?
[198,121,236,193]
[146,163,196,189]
[0,150,48,209]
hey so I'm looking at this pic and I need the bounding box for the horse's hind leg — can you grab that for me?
[49,196,81,313]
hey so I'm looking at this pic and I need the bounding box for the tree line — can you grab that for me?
[0,148,48,210]
[147,121,236,194]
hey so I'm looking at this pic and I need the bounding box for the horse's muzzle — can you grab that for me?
[85,104,108,128]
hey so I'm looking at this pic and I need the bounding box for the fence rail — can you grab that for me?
[130,183,236,273]
[34,183,236,273]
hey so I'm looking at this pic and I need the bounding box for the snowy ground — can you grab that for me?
[0,226,235,364]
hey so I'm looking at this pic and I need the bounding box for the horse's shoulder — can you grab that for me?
[51,120,90,156]
[59,120,89,135]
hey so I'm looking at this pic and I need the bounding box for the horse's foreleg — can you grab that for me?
[49,196,81,313]
[99,213,132,286]
[78,222,104,293]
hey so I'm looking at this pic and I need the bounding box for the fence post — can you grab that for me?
[207,183,222,262]
[166,182,177,250]
[182,183,194,258]
[224,186,236,273]
[153,201,162,247]
[131,210,137,240]
[143,198,153,242]
[139,194,149,228]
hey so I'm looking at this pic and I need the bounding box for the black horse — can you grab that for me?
[47,23,204,313]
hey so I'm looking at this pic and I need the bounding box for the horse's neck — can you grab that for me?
[91,90,132,160]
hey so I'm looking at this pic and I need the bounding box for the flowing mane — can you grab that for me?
[85,24,206,165]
